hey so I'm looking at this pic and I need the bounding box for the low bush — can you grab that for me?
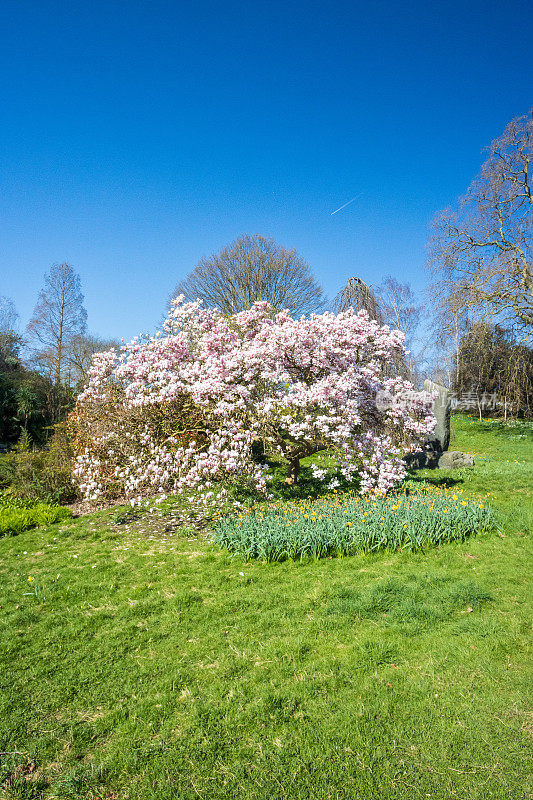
[211,483,496,561]
[0,496,72,536]
[0,423,77,504]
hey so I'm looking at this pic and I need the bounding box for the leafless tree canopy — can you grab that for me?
[66,333,119,389]
[429,109,532,336]
[171,234,325,316]
[377,276,425,383]
[376,277,421,343]
[332,277,383,322]
[0,296,20,333]
[27,263,87,385]
[453,322,533,419]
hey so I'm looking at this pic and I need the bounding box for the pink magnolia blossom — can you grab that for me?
[73,297,435,504]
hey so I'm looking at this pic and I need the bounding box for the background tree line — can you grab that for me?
[0,265,117,450]
[429,108,532,417]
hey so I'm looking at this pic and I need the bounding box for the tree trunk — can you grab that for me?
[284,457,300,485]
[55,284,66,386]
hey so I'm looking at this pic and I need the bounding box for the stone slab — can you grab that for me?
[423,379,451,452]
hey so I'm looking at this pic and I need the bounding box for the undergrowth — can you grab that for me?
[0,496,71,537]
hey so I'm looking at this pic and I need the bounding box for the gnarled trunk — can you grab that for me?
[284,457,300,485]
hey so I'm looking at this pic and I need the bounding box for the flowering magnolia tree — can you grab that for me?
[72,298,435,505]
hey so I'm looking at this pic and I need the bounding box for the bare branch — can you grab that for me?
[429,109,533,336]
[170,234,325,317]
[332,277,383,322]
[27,263,87,385]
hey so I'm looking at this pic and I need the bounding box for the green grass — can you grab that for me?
[0,415,531,799]
[413,414,533,537]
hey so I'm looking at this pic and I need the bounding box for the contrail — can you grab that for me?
[330,194,360,216]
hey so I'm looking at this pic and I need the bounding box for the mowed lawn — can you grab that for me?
[0,416,531,799]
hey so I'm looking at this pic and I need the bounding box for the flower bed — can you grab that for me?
[211,483,495,561]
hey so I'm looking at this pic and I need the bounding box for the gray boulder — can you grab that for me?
[437,451,475,469]
[423,379,451,452]
[404,381,474,472]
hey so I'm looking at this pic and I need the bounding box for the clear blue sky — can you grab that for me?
[1,0,531,341]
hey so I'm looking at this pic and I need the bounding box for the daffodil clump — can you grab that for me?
[211,482,495,562]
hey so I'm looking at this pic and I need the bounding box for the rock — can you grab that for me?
[423,379,451,452]
[405,381,456,472]
[437,451,475,469]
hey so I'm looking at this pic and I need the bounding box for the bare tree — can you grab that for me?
[66,333,119,390]
[376,277,421,342]
[429,109,532,337]
[428,304,472,388]
[453,322,533,419]
[332,277,383,321]
[376,276,426,382]
[27,263,87,386]
[171,234,325,316]
[0,297,19,333]
[0,297,22,372]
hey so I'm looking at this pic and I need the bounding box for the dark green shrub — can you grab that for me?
[0,423,77,504]
[0,368,73,448]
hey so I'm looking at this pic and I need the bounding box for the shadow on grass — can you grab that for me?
[406,472,465,489]
[238,458,360,504]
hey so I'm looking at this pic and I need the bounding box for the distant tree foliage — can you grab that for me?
[0,281,108,453]
[171,234,325,317]
[0,364,72,448]
[0,331,23,373]
[27,263,87,386]
[454,323,533,419]
[430,109,532,336]
[66,333,120,391]
[0,297,22,373]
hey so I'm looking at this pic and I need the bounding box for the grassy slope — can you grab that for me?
[0,416,531,800]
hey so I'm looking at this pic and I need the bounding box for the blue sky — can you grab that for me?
[1,0,531,341]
